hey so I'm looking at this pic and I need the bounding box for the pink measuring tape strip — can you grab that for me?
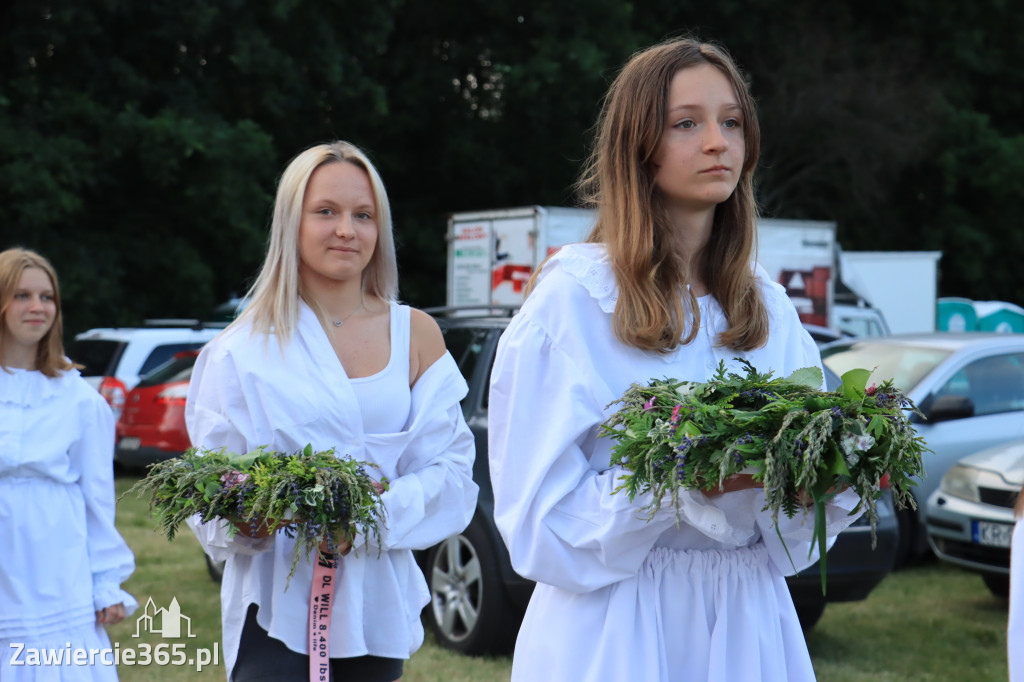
[309,552,338,682]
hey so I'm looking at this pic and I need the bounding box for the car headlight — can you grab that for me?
[940,464,981,502]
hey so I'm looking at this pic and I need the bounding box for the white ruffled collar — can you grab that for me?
[544,243,619,313]
[0,365,77,408]
[545,243,722,310]
[541,243,736,364]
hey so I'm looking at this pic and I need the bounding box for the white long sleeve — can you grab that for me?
[362,353,478,551]
[68,391,139,613]
[489,316,680,593]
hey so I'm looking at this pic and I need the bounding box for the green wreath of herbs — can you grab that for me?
[601,359,929,593]
[125,444,388,586]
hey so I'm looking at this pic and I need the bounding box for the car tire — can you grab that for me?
[982,573,1010,599]
[424,516,520,656]
[792,593,827,630]
[893,506,916,569]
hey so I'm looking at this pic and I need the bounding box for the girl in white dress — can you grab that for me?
[1009,486,1024,681]
[0,248,137,681]
[488,38,862,682]
[186,141,478,682]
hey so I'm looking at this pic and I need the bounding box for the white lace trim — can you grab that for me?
[545,244,798,366]
[548,243,619,314]
[0,366,75,408]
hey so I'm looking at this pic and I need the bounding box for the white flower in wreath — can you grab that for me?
[841,432,876,458]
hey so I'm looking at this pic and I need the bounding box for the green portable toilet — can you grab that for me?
[975,301,1024,334]
[937,298,978,332]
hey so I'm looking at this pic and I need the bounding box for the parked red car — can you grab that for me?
[115,350,199,469]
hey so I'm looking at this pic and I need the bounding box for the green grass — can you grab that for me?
[111,473,226,681]
[112,471,1010,681]
[806,561,1009,681]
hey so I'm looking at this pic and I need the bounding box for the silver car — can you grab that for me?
[820,333,1024,565]
[924,439,1024,597]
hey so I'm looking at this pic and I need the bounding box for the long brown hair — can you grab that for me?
[1015,481,1024,519]
[0,248,77,377]
[577,37,768,352]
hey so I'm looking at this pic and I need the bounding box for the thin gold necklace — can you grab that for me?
[331,303,364,327]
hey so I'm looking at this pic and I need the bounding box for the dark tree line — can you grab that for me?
[2,0,1022,338]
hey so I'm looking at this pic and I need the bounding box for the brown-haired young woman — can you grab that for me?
[0,247,136,680]
[488,38,863,682]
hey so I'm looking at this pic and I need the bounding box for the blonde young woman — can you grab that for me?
[1010,487,1024,681]
[487,39,863,682]
[185,141,478,682]
[0,248,137,681]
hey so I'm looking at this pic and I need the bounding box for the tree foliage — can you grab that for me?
[1,0,1021,338]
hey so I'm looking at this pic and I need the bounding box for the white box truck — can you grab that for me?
[445,207,848,322]
[754,218,838,330]
[838,251,942,334]
[446,206,595,308]
[445,206,936,336]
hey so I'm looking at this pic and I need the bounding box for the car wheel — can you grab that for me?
[893,506,916,569]
[982,573,1010,599]
[424,517,519,656]
[205,553,225,584]
[792,593,826,630]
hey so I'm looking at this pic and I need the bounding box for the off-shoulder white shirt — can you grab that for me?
[186,301,478,676]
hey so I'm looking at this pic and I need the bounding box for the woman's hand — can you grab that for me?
[320,530,353,557]
[797,482,851,508]
[96,603,126,626]
[704,476,847,506]
[232,517,353,556]
[231,518,291,539]
[703,473,763,498]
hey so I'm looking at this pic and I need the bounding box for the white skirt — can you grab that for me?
[511,543,816,682]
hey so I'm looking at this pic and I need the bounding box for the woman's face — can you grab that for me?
[297,161,379,290]
[650,63,746,214]
[2,267,56,351]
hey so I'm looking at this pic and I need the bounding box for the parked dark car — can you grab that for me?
[418,308,898,655]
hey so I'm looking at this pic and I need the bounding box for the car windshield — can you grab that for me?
[67,339,124,377]
[136,353,199,388]
[138,343,207,377]
[820,342,953,393]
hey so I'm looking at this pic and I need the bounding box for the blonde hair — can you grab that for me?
[0,248,77,377]
[577,37,768,352]
[233,140,398,342]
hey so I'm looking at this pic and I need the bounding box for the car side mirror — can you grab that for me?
[922,394,975,423]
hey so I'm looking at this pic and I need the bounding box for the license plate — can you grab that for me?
[972,520,1014,548]
[119,437,141,451]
